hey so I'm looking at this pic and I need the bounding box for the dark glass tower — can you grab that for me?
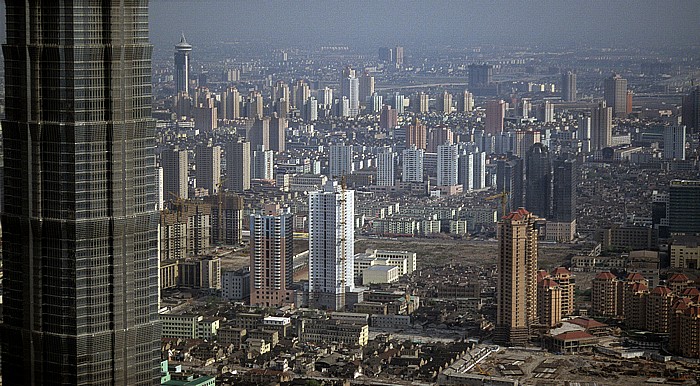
[497,157,524,213]
[552,155,577,223]
[525,143,551,219]
[1,2,161,385]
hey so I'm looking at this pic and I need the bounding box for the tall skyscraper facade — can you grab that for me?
[226,139,251,192]
[472,151,487,189]
[591,102,613,150]
[561,71,577,102]
[341,75,360,117]
[469,64,493,88]
[458,152,474,191]
[437,144,459,187]
[162,147,189,200]
[668,180,700,234]
[196,143,221,195]
[440,91,452,114]
[497,158,524,212]
[496,209,539,346]
[485,100,506,135]
[459,89,474,113]
[359,71,375,105]
[682,86,700,133]
[329,144,354,179]
[552,156,577,223]
[406,117,427,150]
[1,2,161,384]
[309,181,355,311]
[175,34,192,95]
[525,143,551,219]
[604,74,628,118]
[376,150,396,186]
[664,125,686,160]
[249,206,294,308]
[402,146,425,183]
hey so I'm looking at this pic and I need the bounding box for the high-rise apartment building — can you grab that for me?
[537,278,562,327]
[440,91,452,115]
[175,34,192,95]
[162,147,189,200]
[226,139,251,192]
[341,74,360,117]
[496,209,539,346]
[664,125,686,160]
[380,105,398,130]
[604,74,628,118]
[205,193,244,246]
[249,206,295,307]
[248,117,271,151]
[223,86,241,120]
[472,151,487,189]
[525,143,551,219]
[458,152,474,191]
[561,71,577,102]
[251,145,275,180]
[376,150,396,186]
[402,146,425,183]
[669,180,700,234]
[196,143,221,195]
[550,267,575,317]
[591,272,618,317]
[437,144,459,187]
[406,117,427,150]
[394,46,404,67]
[1,2,161,383]
[269,115,287,153]
[416,92,430,114]
[591,102,613,150]
[459,89,474,113]
[427,126,454,153]
[485,100,506,135]
[309,181,355,311]
[469,64,493,88]
[329,144,354,179]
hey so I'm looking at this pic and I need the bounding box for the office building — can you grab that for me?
[402,146,425,183]
[437,144,459,187]
[591,102,612,150]
[341,72,360,117]
[329,144,354,179]
[578,115,592,153]
[497,157,524,212]
[226,139,251,192]
[682,86,700,133]
[406,117,427,150]
[376,150,396,186]
[1,2,161,383]
[309,181,355,311]
[525,143,551,219]
[250,206,295,308]
[469,64,493,88]
[175,34,192,95]
[195,143,221,195]
[495,209,539,346]
[669,180,700,234]
[664,125,686,160]
[552,156,577,222]
[561,71,577,102]
[604,74,628,117]
[359,71,375,105]
[485,100,506,135]
[162,147,189,200]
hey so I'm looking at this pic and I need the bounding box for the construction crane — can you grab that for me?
[486,191,509,219]
[466,349,490,376]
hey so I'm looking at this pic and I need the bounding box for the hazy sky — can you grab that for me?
[0,1,697,50]
[146,0,700,50]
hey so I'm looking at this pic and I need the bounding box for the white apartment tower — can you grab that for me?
[309,181,355,311]
[402,145,424,183]
[437,143,459,187]
[329,144,354,179]
[376,150,396,186]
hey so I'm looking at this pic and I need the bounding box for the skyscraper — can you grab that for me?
[440,91,452,115]
[196,143,222,195]
[394,46,404,67]
[497,158,524,212]
[682,86,700,134]
[525,143,551,219]
[561,71,577,102]
[485,100,506,135]
[341,73,360,117]
[472,151,487,189]
[309,181,355,311]
[458,152,474,191]
[249,206,295,308]
[269,115,287,153]
[226,139,251,192]
[496,208,539,346]
[552,156,577,223]
[591,102,613,150]
[162,147,189,200]
[175,34,192,95]
[469,64,493,89]
[251,145,275,180]
[437,144,459,187]
[402,145,425,183]
[604,74,628,118]
[406,117,427,150]
[376,150,396,187]
[664,126,686,160]
[329,144,354,179]
[1,2,161,384]
[459,89,474,113]
[359,71,375,105]
[668,180,700,234]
